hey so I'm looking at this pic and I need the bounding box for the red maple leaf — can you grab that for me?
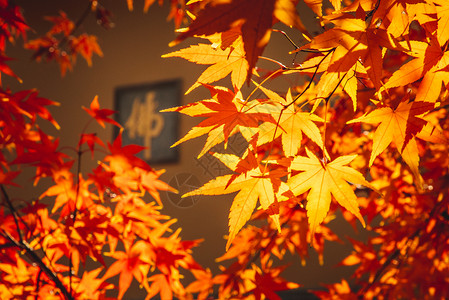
[82,96,121,128]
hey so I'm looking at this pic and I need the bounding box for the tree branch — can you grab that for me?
[3,231,74,300]
[1,185,24,242]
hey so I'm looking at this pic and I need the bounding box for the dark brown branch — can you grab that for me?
[1,185,23,242]
[3,231,74,300]
[1,186,73,300]
[0,241,17,250]
[58,1,94,48]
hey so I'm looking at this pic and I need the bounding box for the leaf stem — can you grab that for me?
[272,29,299,50]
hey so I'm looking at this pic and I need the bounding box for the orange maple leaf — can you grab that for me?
[163,33,248,93]
[70,34,103,66]
[82,96,122,128]
[102,241,152,300]
[44,11,74,36]
[162,85,276,158]
[380,35,449,103]
[73,268,113,299]
[347,99,443,188]
[82,96,121,128]
[171,0,307,83]
[369,0,433,39]
[285,148,376,236]
[138,168,178,206]
[299,5,400,103]
[78,133,105,158]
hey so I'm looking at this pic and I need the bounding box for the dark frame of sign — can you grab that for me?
[114,79,181,164]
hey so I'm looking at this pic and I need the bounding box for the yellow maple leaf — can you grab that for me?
[255,87,326,157]
[432,0,449,46]
[347,100,441,188]
[299,5,401,107]
[170,0,308,83]
[286,148,376,236]
[163,35,248,94]
[380,37,449,103]
[183,152,288,250]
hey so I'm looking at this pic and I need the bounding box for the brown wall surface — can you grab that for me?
[5,1,360,298]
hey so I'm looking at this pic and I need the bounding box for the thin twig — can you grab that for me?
[35,269,43,300]
[58,1,94,48]
[273,29,299,50]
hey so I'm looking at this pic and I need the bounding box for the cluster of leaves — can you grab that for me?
[162,0,449,298]
[24,1,107,76]
[0,92,204,300]
[0,1,207,299]
[23,0,197,76]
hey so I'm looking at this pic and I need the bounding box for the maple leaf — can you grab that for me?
[44,11,74,36]
[78,133,105,158]
[186,268,215,299]
[300,5,401,103]
[70,34,103,66]
[138,168,178,206]
[73,268,114,299]
[39,165,75,213]
[12,129,69,183]
[82,96,121,128]
[347,99,441,188]
[17,90,60,129]
[171,0,307,83]
[105,130,151,172]
[102,240,152,299]
[285,148,376,236]
[162,85,276,158]
[146,274,173,300]
[380,36,449,103]
[0,169,20,186]
[0,1,29,50]
[367,0,433,40]
[255,86,326,157]
[0,254,35,284]
[163,33,248,93]
[0,54,22,85]
[183,151,288,249]
[249,263,300,300]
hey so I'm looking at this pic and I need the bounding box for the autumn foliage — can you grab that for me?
[1,0,449,299]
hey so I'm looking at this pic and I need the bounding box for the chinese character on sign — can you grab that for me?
[124,92,164,160]
[115,80,180,164]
